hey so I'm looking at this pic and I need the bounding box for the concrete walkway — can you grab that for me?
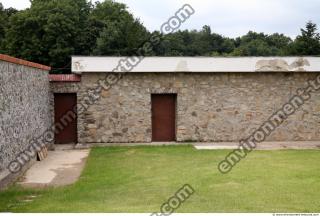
[19,149,90,188]
[75,141,320,150]
[194,141,320,150]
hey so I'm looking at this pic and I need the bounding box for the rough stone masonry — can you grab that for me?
[0,55,52,188]
[51,70,320,144]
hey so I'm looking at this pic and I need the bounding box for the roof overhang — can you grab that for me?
[72,56,320,74]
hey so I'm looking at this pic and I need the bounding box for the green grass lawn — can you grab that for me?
[0,145,320,212]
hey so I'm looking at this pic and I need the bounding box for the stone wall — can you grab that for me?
[52,72,320,144]
[0,58,51,187]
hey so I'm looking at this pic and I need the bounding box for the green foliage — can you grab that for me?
[0,4,5,49]
[4,0,92,72]
[228,31,292,56]
[92,1,149,55]
[0,3,17,52]
[288,21,320,55]
[154,26,235,56]
[157,27,296,57]
[2,0,150,73]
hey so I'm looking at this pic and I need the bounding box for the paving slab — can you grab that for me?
[195,145,238,150]
[18,149,90,188]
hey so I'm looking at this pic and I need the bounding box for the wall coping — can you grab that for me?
[49,74,81,82]
[72,56,320,73]
[0,54,51,71]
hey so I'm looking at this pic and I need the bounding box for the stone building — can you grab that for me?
[49,56,320,145]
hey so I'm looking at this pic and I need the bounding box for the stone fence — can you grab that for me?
[0,54,52,189]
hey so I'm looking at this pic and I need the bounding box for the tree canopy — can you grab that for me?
[0,0,319,73]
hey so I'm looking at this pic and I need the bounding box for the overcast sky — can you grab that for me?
[1,0,320,38]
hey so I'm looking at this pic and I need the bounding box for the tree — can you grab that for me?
[156,26,235,56]
[230,39,273,56]
[92,0,150,56]
[156,32,185,56]
[220,38,235,54]
[229,31,292,56]
[267,33,292,55]
[0,3,17,52]
[4,0,92,72]
[3,0,150,72]
[289,21,320,55]
[0,3,6,48]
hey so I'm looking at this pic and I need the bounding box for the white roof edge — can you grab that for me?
[72,56,320,73]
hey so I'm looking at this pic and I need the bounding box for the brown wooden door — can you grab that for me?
[54,93,77,144]
[152,94,176,141]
